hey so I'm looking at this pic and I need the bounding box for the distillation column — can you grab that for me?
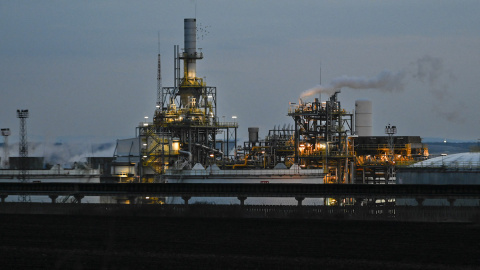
[179,18,204,107]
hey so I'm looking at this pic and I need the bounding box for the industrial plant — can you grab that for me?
[110,18,429,189]
[0,16,479,210]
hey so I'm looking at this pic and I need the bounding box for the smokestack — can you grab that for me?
[178,18,205,108]
[184,18,197,80]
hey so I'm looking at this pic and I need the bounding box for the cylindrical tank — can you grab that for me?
[248,127,259,143]
[355,100,372,136]
[1,128,11,136]
[184,18,197,79]
[184,19,196,56]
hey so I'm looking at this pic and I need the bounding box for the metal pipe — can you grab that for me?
[179,150,192,162]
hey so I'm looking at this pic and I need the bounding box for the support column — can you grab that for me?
[415,197,424,207]
[295,197,305,207]
[447,198,456,207]
[182,196,191,205]
[237,196,247,206]
[0,194,8,203]
[354,198,364,206]
[128,196,136,204]
[384,198,391,217]
[362,168,365,184]
[49,195,58,204]
[74,195,84,204]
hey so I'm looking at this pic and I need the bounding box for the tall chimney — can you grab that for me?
[184,18,197,80]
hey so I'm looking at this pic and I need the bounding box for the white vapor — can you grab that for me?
[2,141,116,167]
[410,55,463,122]
[299,55,463,123]
[300,70,406,99]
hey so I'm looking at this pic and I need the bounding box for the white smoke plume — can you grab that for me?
[300,70,406,99]
[299,55,463,122]
[411,55,457,101]
[410,55,463,122]
[300,86,338,99]
[2,141,116,167]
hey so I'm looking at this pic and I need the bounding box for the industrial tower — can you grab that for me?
[1,128,10,169]
[138,18,238,182]
[17,109,30,202]
[288,93,355,183]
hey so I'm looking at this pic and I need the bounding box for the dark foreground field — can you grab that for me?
[0,214,479,270]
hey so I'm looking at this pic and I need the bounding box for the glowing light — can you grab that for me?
[172,142,180,151]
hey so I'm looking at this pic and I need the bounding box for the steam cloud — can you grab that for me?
[299,55,463,123]
[410,55,463,122]
[2,141,116,167]
[300,70,406,99]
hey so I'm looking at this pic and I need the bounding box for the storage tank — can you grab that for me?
[248,127,259,143]
[355,100,372,136]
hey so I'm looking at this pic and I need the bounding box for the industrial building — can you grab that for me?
[110,17,429,189]
[397,152,480,206]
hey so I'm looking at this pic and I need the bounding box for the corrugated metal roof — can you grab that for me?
[411,152,480,168]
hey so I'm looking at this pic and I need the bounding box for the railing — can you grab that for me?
[140,120,238,128]
[214,121,238,128]
[0,169,101,176]
[355,144,410,149]
[165,168,324,176]
[299,151,355,158]
[409,161,480,170]
[2,183,480,199]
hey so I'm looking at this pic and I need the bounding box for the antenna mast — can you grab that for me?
[319,62,322,101]
[157,32,162,108]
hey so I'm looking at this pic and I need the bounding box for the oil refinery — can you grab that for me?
[110,18,429,189]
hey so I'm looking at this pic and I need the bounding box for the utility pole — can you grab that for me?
[17,109,30,202]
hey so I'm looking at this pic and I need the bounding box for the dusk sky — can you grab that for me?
[1,1,479,145]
